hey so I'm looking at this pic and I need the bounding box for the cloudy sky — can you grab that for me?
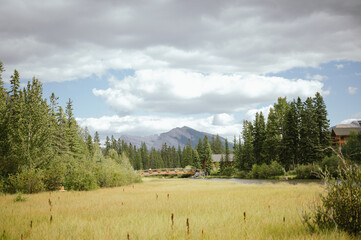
[1,0,360,140]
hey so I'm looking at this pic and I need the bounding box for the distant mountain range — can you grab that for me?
[119,126,231,150]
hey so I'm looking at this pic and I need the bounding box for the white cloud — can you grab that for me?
[245,105,273,121]
[336,64,344,69]
[348,86,358,95]
[93,69,326,115]
[212,113,236,126]
[306,74,328,81]
[76,114,242,141]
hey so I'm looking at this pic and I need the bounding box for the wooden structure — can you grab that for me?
[331,120,361,150]
[139,168,204,176]
[211,153,234,168]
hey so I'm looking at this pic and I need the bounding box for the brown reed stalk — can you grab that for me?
[244,211,246,223]
[127,232,130,240]
[122,202,124,206]
[48,198,52,207]
[156,193,158,200]
[202,229,204,239]
[171,213,174,230]
[50,215,53,224]
[21,234,23,240]
[167,193,169,200]
[30,220,32,229]
[283,216,285,223]
[186,218,190,235]
[123,188,125,192]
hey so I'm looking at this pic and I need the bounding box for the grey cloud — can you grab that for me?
[1,0,361,81]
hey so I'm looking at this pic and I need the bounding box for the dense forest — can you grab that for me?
[0,62,141,193]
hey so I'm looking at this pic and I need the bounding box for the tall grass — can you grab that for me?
[0,179,351,239]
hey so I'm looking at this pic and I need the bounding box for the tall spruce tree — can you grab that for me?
[240,120,254,170]
[263,108,281,164]
[313,92,331,158]
[253,112,266,165]
[282,100,300,169]
[299,97,319,164]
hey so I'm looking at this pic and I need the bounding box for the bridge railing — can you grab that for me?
[138,168,204,176]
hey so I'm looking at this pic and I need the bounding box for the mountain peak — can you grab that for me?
[119,126,229,150]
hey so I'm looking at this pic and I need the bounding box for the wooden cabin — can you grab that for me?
[331,120,361,150]
[211,153,234,168]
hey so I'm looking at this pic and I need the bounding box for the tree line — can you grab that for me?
[102,135,221,173]
[0,62,140,193]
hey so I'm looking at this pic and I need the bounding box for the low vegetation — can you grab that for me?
[0,179,352,240]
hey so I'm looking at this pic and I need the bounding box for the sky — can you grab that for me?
[1,0,360,141]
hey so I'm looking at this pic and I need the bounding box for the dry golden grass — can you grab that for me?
[0,178,351,239]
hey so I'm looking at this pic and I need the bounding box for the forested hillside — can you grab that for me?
[0,62,141,193]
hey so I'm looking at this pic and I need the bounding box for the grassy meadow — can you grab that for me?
[0,178,351,240]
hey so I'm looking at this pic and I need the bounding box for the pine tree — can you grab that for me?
[94,131,100,146]
[240,120,255,170]
[192,149,201,168]
[299,97,319,164]
[253,112,266,164]
[182,140,193,167]
[313,92,331,158]
[203,136,213,173]
[282,100,300,169]
[263,108,281,164]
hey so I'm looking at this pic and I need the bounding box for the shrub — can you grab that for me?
[220,167,236,176]
[251,162,284,179]
[14,192,27,202]
[321,155,341,177]
[303,161,361,235]
[8,166,45,194]
[296,164,320,179]
[43,157,66,191]
[64,160,98,191]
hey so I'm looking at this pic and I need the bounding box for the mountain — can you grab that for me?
[119,126,231,150]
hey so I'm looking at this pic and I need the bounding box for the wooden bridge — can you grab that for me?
[139,168,204,176]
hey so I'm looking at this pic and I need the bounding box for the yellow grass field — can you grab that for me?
[0,178,351,240]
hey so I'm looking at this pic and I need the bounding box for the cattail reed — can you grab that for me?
[202,229,204,239]
[186,218,190,235]
[48,198,52,207]
[283,216,285,223]
[171,213,174,230]
[21,234,23,240]
[244,211,246,223]
[167,193,169,200]
[122,202,124,206]
[50,215,53,224]
[156,193,158,200]
[123,188,125,192]
[30,220,32,229]
[127,232,130,240]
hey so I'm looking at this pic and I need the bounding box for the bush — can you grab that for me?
[14,192,27,202]
[296,164,321,179]
[251,162,284,179]
[64,159,98,191]
[303,161,361,235]
[8,166,45,194]
[220,167,236,176]
[321,155,341,177]
[43,157,66,191]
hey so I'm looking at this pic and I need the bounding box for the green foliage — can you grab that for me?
[14,192,27,202]
[342,131,361,164]
[251,161,284,179]
[303,161,361,236]
[8,166,45,194]
[295,164,321,179]
[0,64,141,193]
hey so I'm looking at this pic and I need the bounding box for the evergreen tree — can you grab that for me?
[94,131,100,146]
[202,136,213,173]
[182,139,193,167]
[192,149,201,168]
[282,100,300,169]
[212,134,224,154]
[299,97,319,164]
[263,108,281,164]
[240,120,254,170]
[140,142,149,169]
[313,92,331,158]
[253,112,266,164]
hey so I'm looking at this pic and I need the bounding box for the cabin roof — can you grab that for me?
[212,153,234,162]
[332,127,361,136]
